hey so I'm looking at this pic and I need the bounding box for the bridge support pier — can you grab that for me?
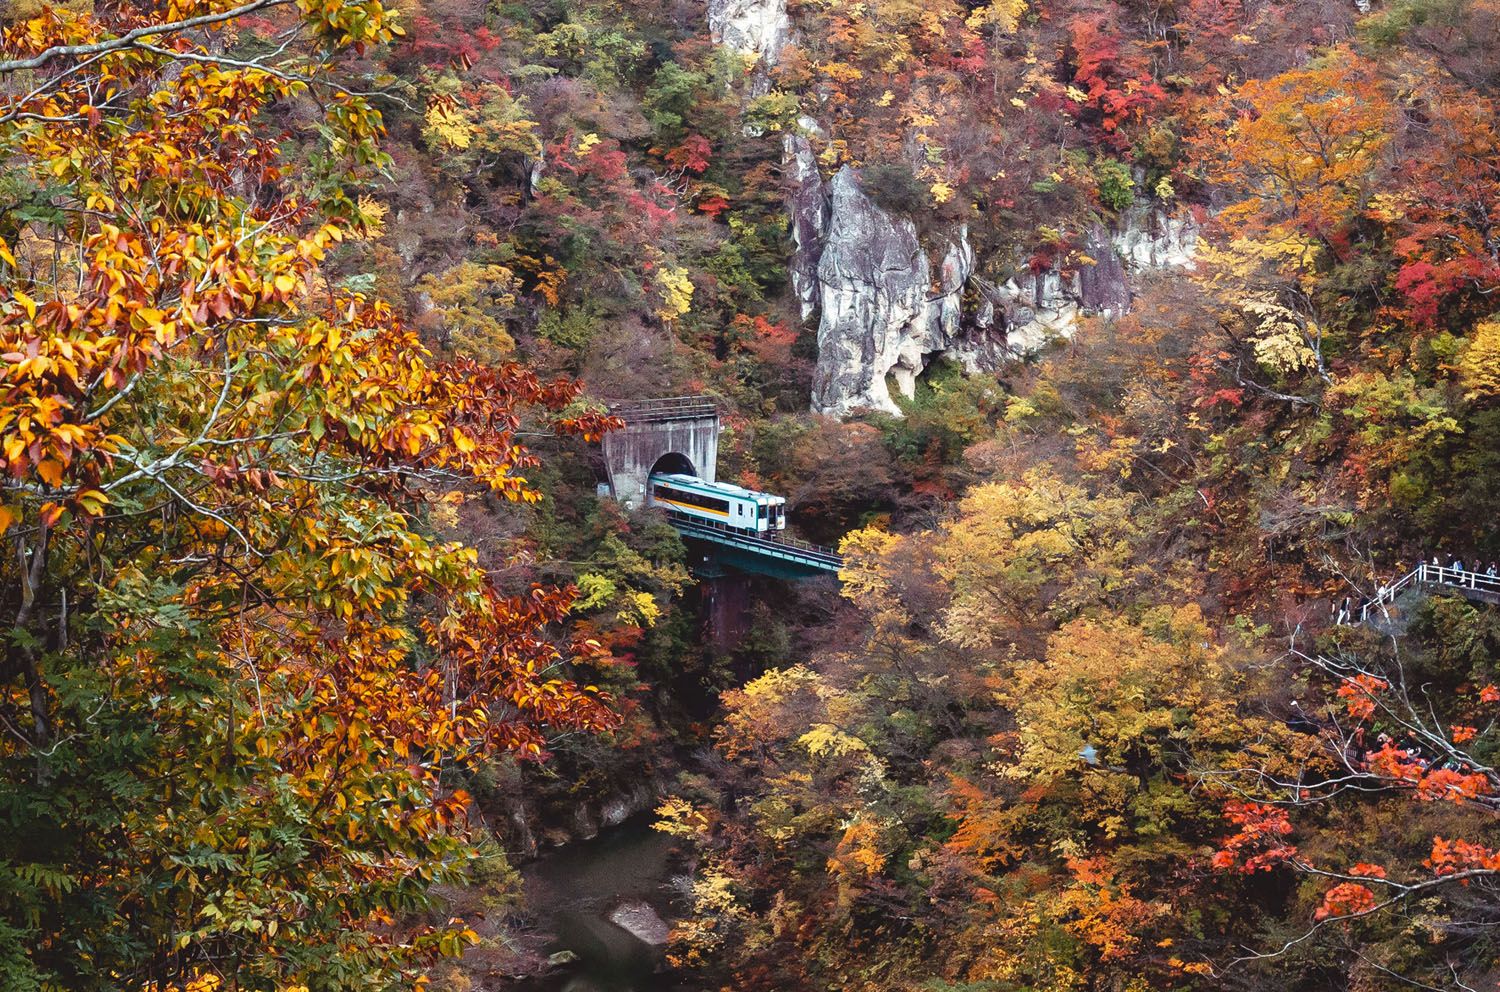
[700,573,752,652]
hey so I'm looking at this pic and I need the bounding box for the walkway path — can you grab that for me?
[1343,562,1500,625]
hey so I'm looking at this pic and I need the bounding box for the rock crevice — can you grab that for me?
[785,128,827,323]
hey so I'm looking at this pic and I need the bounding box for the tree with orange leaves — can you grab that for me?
[1208,621,1500,986]
[0,4,618,989]
[1197,47,1394,248]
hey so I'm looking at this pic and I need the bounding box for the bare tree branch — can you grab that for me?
[0,0,291,75]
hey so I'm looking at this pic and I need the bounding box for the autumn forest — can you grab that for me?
[1,0,1499,990]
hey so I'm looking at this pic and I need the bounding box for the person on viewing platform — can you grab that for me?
[1452,558,1465,574]
[1486,562,1497,576]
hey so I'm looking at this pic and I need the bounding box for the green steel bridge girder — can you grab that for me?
[671,526,843,581]
[683,540,838,580]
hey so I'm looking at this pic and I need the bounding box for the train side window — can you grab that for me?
[737,505,743,516]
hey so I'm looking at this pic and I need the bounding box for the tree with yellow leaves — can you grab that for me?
[942,608,1316,991]
[417,260,522,362]
[931,468,1139,650]
[654,260,696,325]
[1459,319,1500,401]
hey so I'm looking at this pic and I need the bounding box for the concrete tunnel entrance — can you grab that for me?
[650,452,697,478]
[601,398,719,507]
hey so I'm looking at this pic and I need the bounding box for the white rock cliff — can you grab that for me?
[807,173,1200,416]
[707,0,790,67]
[811,167,978,416]
[785,128,827,323]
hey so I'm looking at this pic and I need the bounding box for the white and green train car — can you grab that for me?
[648,473,786,536]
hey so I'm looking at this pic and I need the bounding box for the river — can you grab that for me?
[513,816,697,992]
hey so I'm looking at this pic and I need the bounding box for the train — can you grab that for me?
[648,472,787,535]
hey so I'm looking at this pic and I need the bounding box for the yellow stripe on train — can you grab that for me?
[656,497,730,518]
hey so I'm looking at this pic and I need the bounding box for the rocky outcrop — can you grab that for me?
[571,804,601,842]
[508,807,539,860]
[600,781,658,828]
[607,900,671,946]
[980,207,1199,358]
[811,167,980,416]
[1112,203,1198,271]
[493,776,667,859]
[806,170,1200,415]
[708,0,790,67]
[1079,224,1131,312]
[971,271,1082,361]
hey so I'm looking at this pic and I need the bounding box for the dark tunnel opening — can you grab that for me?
[649,452,697,478]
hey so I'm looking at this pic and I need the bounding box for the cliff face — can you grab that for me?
[706,0,1199,417]
[785,129,826,324]
[804,170,1199,416]
[810,168,977,416]
[972,208,1200,359]
[707,0,789,68]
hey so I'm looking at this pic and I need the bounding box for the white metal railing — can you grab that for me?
[1348,562,1500,624]
[664,511,844,568]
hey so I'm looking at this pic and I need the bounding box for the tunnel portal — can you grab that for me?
[601,397,720,507]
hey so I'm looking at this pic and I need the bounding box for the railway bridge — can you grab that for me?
[600,395,842,582]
